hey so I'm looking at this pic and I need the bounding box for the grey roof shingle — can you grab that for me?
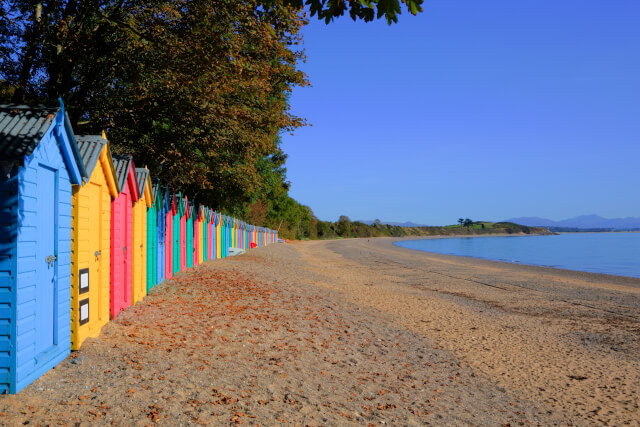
[152,181,161,205]
[135,168,150,200]
[112,155,136,196]
[75,135,106,180]
[0,104,59,159]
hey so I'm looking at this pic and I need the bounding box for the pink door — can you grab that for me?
[165,212,173,279]
[180,215,186,271]
[110,187,132,318]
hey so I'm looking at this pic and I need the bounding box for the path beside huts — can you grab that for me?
[0,241,562,425]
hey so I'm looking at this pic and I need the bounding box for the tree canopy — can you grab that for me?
[1,0,308,213]
[0,0,424,237]
[278,0,424,24]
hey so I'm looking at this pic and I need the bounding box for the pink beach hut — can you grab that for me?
[193,205,200,267]
[110,155,140,319]
[180,196,187,272]
[164,190,175,280]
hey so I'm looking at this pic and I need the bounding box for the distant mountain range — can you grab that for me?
[505,215,640,230]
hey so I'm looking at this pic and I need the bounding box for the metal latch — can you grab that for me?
[45,255,57,267]
[95,250,101,257]
[123,246,126,251]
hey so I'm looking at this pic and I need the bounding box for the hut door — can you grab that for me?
[124,193,132,304]
[35,164,57,354]
[88,183,102,325]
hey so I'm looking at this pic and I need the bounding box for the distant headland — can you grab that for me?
[503,215,640,232]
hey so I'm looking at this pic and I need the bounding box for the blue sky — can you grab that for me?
[280,0,640,225]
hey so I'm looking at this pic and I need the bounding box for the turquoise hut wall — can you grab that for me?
[155,186,166,285]
[146,187,157,292]
[222,216,227,258]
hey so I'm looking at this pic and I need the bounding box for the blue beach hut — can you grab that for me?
[155,184,166,286]
[0,103,83,394]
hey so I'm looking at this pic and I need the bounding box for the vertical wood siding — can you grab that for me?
[71,155,111,350]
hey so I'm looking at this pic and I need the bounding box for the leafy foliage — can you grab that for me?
[277,0,424,24]
[1,0,308,214]
[0,0,427,237]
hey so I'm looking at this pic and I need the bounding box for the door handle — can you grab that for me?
[45,255,57,267]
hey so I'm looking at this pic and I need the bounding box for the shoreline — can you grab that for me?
[390,234,640,283]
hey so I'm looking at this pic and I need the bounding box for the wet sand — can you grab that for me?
[1,238,638,425]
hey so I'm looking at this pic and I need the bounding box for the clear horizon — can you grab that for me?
[282,0,640,226]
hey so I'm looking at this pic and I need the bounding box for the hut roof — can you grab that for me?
[0,104,60,159]
[152,180,160,203]
[112,155,139,198]
[135,168,149,195]
[75,135,106,180]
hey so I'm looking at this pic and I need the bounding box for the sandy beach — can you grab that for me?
[1,238,638,425]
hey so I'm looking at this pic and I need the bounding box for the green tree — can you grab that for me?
[1,0,308,213]
[463,218,473,230]
[278,0,424,24]
[336,215,352,237]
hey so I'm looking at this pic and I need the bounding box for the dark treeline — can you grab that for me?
[279,216,553,241]
[0,0,424,239]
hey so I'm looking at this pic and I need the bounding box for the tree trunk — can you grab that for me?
[11,2,43,103]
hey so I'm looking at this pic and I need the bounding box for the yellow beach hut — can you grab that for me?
[132,167,152,305]
[71,135,119,350]
[215,212,222,259]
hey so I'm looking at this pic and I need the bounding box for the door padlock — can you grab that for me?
[45,255,57,267]
[95,250,101,258]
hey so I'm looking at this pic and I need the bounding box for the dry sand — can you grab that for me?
[1,237,638,425]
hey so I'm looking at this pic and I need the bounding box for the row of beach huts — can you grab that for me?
[0,102,278,394]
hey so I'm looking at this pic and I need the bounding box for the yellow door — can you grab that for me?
[88,182,101,330]
[72,169,110,349]
[199,221,204,263]
[216,223,221,259]
[132,201,141,304]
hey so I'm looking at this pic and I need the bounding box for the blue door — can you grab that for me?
[157,209,164,282]
[35,164,57,354]
[211,220,217,259]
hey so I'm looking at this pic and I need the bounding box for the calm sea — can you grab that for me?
[395,233,640,278]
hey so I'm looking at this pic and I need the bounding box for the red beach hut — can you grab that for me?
[110,155,140,319]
